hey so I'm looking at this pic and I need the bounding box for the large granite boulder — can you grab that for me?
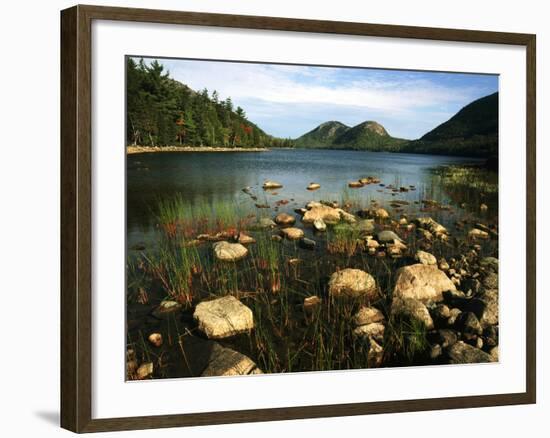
[328,268,377,300]
[194,296,254,339]
[213,241,248,262]
[393,263,456,303]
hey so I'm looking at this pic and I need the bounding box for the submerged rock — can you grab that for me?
[393,264,456,303]
[300,237,316,250]
[152,300,182,318]
[238,232,256,244]
[213,241,248,262]
[274,212,296,226]
[307,182,321,191]
[328,268,378,300]
[281,227,304,240]
[262,180,283,189]
[194,295,254,339]
[251,217,276,229]
[201,343,262,377]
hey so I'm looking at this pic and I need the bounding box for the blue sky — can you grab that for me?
[138,57,498,140]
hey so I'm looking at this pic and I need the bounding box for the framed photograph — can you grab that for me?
[60,4,536,433]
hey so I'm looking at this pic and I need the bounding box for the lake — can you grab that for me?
[127,148,497,248]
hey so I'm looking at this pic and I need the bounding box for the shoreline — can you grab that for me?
[127,145,270,154]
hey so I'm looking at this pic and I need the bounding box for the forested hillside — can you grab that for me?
[126,58,294,148]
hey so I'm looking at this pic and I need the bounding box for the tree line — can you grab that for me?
[126,58,294,148]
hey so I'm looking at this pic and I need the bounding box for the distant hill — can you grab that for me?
[295,120,407,151]
[402,92,498,157]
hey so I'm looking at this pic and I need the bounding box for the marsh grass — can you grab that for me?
[127,174,497,378]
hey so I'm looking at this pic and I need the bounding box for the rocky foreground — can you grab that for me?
[127,179,499,379]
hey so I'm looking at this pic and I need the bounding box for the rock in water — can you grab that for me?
[313,218,327,232]
[393,263,456,303]
[238,232,256,244]
[307,182,321,191]
[338,209,357,224]
[254,217,276,229]
[328,268,378,300]
[391,297,434,329]
[300,237,316,250]
[152,300,182,318]
[280,227,304,240]
[447,341,495,364]
[377,230,402,243]
[415,250,437,265]
[201,343,262,376]
[213,241,248,262]
[193,295,254,339]
[414,217,448,236]
[263,180,283,189]
[302,205,342,224]
[274,212,296,226]
[348,181,364,188]
[468,228,489,240]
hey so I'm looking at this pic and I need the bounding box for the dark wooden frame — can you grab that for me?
[61,4,536,433]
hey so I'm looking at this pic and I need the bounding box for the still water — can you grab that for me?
[127,149,497,247]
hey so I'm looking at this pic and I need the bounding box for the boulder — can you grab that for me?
[313,218,327,232]
[468,228,489,240]
[275,212,296,226]
[353,322,385,343]
[353,306,385,326]
[338,209,357,224]
[238,232,256,244]
[152,300,182,318]
[213,241,248,262]
[253,217,276,229]
[391,297,434,329]
[434,329,459,348]
[147,333,163,347]
[355,219,375,234]
[302,205,342,224]
[307,183,321,191]
[306,201,323,209]
[377,230,402,243]
[281,227,304,240]
[262,180,283,189]
[415,250,437,266]
[328,268,378,300]
[136,362,153,380]
[415,217,447,236]
[348,181,364,188]
[201,344,262,377]
[477,288,499,327]
[373,208,390,220]
[455,311,483,339]
[367,338,384,367]
[193,296,254,339]
[303,295,321,313]
[447,341,495,364]
[393,263,456,303]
